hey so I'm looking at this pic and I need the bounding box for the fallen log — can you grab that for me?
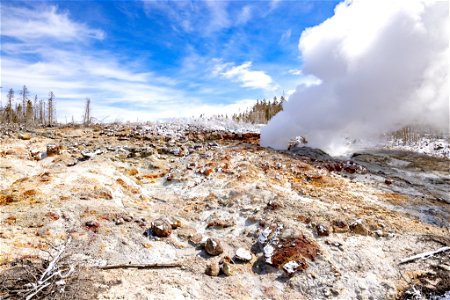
[98,262,182,270]
[399,246,450,264]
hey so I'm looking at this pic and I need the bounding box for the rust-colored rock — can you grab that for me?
[46,144,61,156]
[269,235,320,269]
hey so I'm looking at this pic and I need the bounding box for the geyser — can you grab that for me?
[261,0,449,155]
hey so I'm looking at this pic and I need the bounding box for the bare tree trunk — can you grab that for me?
[83,97,91,126]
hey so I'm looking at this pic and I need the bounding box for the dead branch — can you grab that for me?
[98,262,182,270]
[24,237,73,300]
[399,246,450,265]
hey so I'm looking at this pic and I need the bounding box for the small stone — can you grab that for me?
[170,218,182,229]
[332,220,349,233]
[46,144,61,156]
[18,133,31,140]
[189,233,203,245]
[316,224,330,236]
[115,218,124,225]
[122,215,133,222]
[350,219,369,235]
[128,168,139,176]
[205,238,224,256]
[235,248,252,262]
[81,151,94,159]
[207,218,234,229]
[375,230,384,237]
[30,149,43,161]
[85,220,100,233]
[222,262,234,276]
[151,218,172,237]
[266,200,283,210]
[205,261,220,276]
[282,259,307,276]
[384,179,393,185]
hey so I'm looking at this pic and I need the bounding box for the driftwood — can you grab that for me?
[98,262,182,270]
[399,246,450,265]
[25,237,73,300]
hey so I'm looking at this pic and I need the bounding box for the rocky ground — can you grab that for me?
[0,123,449,300]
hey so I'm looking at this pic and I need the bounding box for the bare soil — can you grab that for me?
[0,124,448,299]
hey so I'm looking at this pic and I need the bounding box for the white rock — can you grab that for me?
[235,248,252,262]
[282,261,300,274]
[258,227,272,244]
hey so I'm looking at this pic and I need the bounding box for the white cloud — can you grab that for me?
[214,61,278,91]
[1,5,104,42]
[279,29,292,44]
[288,69,303,75]
[0,4,252,122]
[237,5,252,25]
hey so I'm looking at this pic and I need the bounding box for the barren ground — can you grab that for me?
[0,123,449,300]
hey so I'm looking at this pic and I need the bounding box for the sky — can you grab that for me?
[0,0,339,122]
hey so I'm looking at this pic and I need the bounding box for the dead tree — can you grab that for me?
[83,97,91,126]
[19,85,29,121]
[33,95,38,123]
[47,91,56,126]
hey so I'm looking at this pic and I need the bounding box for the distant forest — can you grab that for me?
[231,96,286,124]
[1,85,285,126]
[0,85,93,126]
[0,85,57,126]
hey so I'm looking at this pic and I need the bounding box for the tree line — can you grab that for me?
[0,85,94,126]
[232,96,286,124]
[0,85,56,126]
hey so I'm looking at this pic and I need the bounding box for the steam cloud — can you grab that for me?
[261,0,449,155]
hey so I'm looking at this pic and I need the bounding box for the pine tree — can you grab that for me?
[26,99,33,124]
[5,88,14,123]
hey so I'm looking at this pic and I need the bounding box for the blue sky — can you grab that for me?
[1,0,339,121]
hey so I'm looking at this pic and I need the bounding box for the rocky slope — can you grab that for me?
[0,123,448,299]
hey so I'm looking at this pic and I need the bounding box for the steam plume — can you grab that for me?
[261,0,449,155]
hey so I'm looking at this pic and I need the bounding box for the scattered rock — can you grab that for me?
[170,218,182,229]
[235,248,252,262]
[45,212,60,221]
[259,224,320,275]
[84,220,100,233]
[316,224,330,236]
[30,149,43,161]
[266,200,283,210]
[207,218,235,229]
[205,261,220,276]
[222,262,234,276]
[151,218,173,237]
[332,220,349,233]
[46,144,61,156]
[282,260,308,276]
[205,238,224,256]
[189,233,204,246]
[349,219,369,235]
[18,133,31,140]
